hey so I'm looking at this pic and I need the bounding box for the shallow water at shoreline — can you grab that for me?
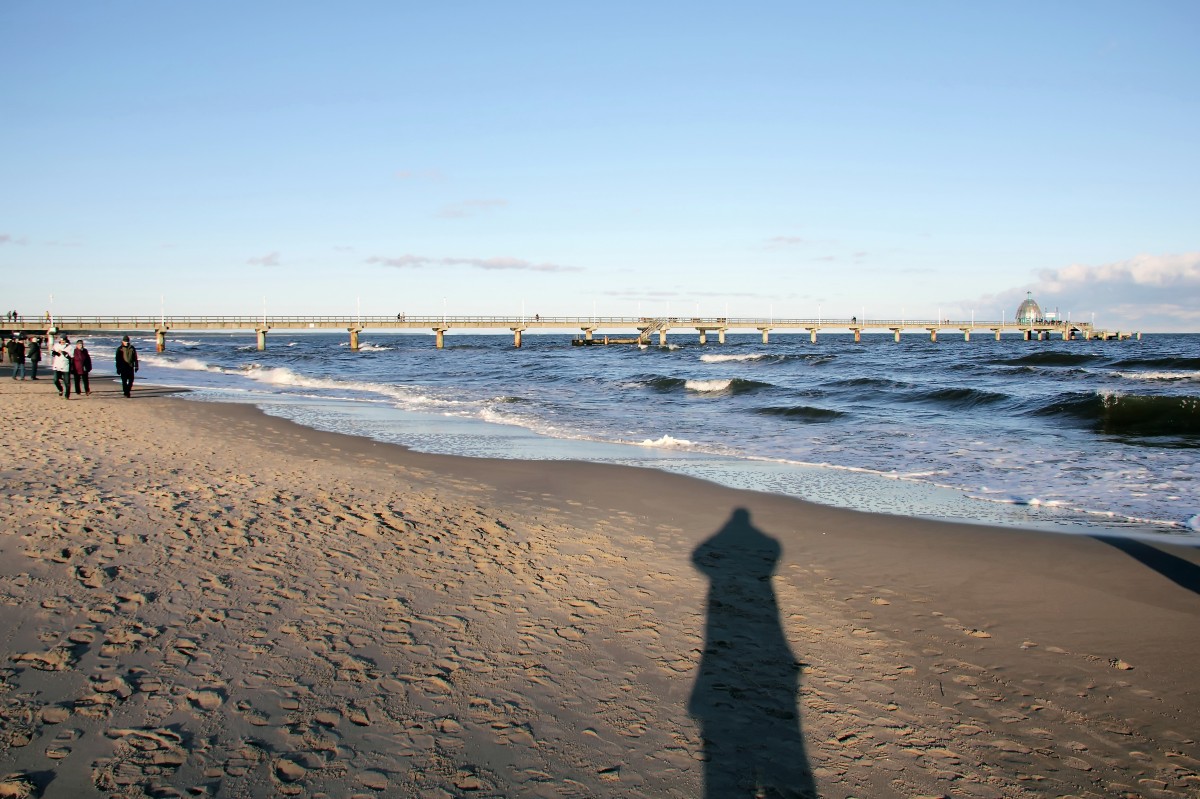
[172,388,1191,541]
[73,330,1200,539]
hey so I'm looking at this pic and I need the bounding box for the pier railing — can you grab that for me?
[4,314,1134,351]
[9,314,1092,329]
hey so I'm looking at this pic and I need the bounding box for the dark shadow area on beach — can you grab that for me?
[1093,536,1200,596]
[689,508,817,799]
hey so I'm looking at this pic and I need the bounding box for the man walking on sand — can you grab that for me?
[52,336,72,398]
[116,335,138,397]
[26,335,41,379]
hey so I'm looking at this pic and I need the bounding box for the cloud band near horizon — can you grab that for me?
[367,255,581,273]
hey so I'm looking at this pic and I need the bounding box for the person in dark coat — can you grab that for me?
[6,336,25,380]
[72,339,93,396]
[26,336,41,379]
[115,335,138,397]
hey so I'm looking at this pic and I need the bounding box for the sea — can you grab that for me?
[88,330,1200,541]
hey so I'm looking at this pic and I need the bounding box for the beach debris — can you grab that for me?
[1109,658,1135,671]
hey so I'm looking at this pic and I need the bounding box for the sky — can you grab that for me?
[2,1,1198,332]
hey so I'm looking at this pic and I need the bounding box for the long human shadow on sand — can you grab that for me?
[689,508,817,799]
[1093,536,1200,596]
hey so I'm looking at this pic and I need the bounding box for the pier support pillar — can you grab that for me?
[512,327,525,348]
[851,327,861,343]
[891,328,901,343]
[658,329,668,346]
[698,329,707,345]
[1023,329,1032,341]
[1062,329,1072,341]
[928,328,938,343]
[993,328,1002,341]
[962,329,971,342]
[256,327,268,351]
[582,327,595,342]
[718,328,726,344]
[348,327,362,351]
[759,327,771,345]
[155,328,167,353]
[807,328,817,344]
[434,328,447,349]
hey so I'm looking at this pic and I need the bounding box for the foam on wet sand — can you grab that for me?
[1,378,1198,797]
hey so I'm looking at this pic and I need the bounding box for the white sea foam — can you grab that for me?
[143,355,227,373]
[238,364,472,410]
[1114,370,1200,381]
[700,353,769,363]
[1188,515,1200,532]
[637,434,694,449]
[685,378,733,392]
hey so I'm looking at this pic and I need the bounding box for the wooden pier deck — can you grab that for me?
[3,315,1139,351]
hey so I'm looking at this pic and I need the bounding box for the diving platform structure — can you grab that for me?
[8,314,1138,352]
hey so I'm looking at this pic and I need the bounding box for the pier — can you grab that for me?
[6,315,1139,352]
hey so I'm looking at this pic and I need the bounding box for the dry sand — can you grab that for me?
[1,375,1198,798]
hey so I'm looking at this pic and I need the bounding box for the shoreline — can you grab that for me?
[2,377,1198,797]
[180,383,1198,542]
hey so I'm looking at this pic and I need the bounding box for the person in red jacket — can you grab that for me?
[72,339,93,396]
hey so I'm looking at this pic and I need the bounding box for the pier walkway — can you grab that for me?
[4,315,1138,351]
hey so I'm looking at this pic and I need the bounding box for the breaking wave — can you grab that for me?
[755,405,846,422]
[1032,392,1200,436]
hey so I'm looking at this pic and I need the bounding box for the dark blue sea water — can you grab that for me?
[105,330,1199,539]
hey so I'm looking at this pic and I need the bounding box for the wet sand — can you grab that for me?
[1,376,1198,798]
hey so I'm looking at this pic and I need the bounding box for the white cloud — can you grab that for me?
[973,252,1200,332]
[367,254,581,273]
[247,252,281,266]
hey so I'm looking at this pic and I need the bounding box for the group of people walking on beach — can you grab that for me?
[3,332,139,398]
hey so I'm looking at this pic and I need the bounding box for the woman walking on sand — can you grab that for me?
[51,336,73,398]
[72,339,93,396]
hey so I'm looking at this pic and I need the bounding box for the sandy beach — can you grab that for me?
[1,375,1198,798]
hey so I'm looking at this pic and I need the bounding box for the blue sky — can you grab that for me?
[2,1,1198,331]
